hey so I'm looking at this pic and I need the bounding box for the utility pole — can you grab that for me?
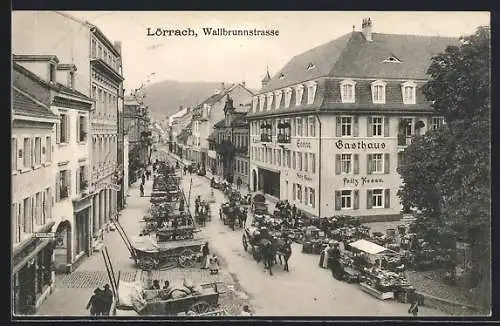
[187,177,193,211]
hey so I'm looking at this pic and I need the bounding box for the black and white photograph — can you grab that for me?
[11,10,491,318]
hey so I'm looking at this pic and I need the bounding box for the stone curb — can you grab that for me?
[417,291,485,315]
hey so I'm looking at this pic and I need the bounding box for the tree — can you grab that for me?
[397,26,491,306]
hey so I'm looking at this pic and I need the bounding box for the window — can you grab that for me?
[292,184,296,200]
[98,89,103,114]
[34,137,42,165]
[372,189,384,208]
[23,197,32,234]
[11,138,17,171]
[91,39,97,58]
[371,117,383,136]
[295,118,302,137]
[341,154,352,174]
[303,152,308,172]
[57,170,71,200]
[35,192,43,226]
[98,45,102,59]
[340,79,356,103]
[397,151,405,169]
[431,117,444,130]
[274,90,282,109]
[297,152,302,171]
[295,85,304,106]
[44,188,51,223]
[266,93,273,110]
[259,95,265,112]
[252,97,258,112]
[341,190,352,209]
[78,116,87,142]
[296,184,302,203]
[306,82,317,104]
[370,153,384,173]
[306,63,315,70]
[284,88,292,107]
[308,117,315,137]
[292,151,296,170]
[58,113,69,143]
[277,149,281,166]
[371,80,386,104]
[341,116,352,136]
[49,64,56,82]
[308,188,315,208]
[401,81,417,105]
[286,150,291,168]
[23,138,32,168]
[310,153,316,174]
[403,118,414,137]
[45,136,51,162]
[68,71,75,89]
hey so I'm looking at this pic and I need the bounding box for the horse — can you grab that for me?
[235,207,247,229]
[256,238,275,276]
[274,237,293,272]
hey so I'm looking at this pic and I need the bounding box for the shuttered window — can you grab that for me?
[11,138,17,171]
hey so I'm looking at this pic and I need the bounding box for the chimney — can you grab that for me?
[114,41,122,55]
[361,17,373,42]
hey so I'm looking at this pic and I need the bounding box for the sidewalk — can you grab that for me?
[36,178,153,316]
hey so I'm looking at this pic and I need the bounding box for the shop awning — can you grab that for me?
[12,239,53,274]
[349,239,388,255]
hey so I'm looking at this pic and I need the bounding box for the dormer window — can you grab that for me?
[340,79,356,103]
[306,63,315,70]
[284,88,292,108]
[252,96,258,112]
[49,63,56,83]
[274,90,282,109]
[401,81,417,105]
[266,93,273,111]
[383,55,401,63]
[259,95,265,112]
[295,85,304,106]
[306,81,317,105]
[279,73,286,80]
[371,80,387,104]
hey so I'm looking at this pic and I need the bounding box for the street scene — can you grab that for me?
[11,11,490,318]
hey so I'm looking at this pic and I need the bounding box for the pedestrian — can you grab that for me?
[208,255,219,274]
[140,183,144,197]
[408,290,419,317]
[141,173,146,185]
[200,242,210,269]
[86,288,103,316]
[150,280,161,290]
[101,284,113,316]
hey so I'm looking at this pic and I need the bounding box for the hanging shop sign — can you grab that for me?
[297,173,313,182]
[343,176,384,187]
[335,140,386,150]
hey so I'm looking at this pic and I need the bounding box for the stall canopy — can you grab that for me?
[349,239,389,255]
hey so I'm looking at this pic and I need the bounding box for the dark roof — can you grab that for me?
[196,84,236,108]
[13,62,92,102]
[12,88,58,120]
[213,119,225,128]
[259,31,459,93]
[231,113,248,127]
[261,69,271,82]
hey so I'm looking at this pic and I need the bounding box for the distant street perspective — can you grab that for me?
[11,11,490,318]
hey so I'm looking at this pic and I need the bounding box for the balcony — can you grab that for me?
[260,134,272,142]
[277,133,291,144]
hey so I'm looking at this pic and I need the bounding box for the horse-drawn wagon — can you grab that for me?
[219,202,247,230]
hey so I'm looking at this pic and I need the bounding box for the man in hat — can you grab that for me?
[101,284,113,315]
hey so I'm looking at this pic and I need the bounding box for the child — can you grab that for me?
[208,255,219,274]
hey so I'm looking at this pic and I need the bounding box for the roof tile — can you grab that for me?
[12,88,58,119]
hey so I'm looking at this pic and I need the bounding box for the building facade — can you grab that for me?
[13,58,94,273]
[247,18,456,221]
[211,96,250,188]
[12,10,125,253]
[12,85,59,315]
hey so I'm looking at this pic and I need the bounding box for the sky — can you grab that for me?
[62,11,490,92]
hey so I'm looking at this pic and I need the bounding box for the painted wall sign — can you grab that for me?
[335,140,386,150]
[343,176,384,187]
[297,141,312,148]
[297,173,313,182]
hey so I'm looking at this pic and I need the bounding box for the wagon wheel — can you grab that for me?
[138,257,156,271]
[242,234,248,252]
[178,249,196,268]
[252,246,259,261]
[189,301,211,315]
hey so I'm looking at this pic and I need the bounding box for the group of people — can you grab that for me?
[200,241,219,274]
[86,284,113,316]
[274,200,307,229]
[139,166,153,197]
[149,279,172,291]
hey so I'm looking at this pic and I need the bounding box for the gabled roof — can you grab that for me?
[12,87,58,120]
[13,62,92,102]
[259,31,459,93]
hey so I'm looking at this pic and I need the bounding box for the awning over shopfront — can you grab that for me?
[13,238,53,274]
[349,239,389,255]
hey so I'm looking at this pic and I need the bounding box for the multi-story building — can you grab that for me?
[191,83,253,172]
[124,97,150,168]
[247,18,457,221]
[12,11,125,252]
[211,96,251,188]
[13,58,94,272]
[175,108,194,160]
[12,83,59,315]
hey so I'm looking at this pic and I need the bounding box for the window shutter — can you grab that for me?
[335,155,341,175]
[336,117,341,137]
[68,170,71,196]
[367,189,373,209]
[384,189,390,208]
[353,154,359,174]
[17,143,23,170]
[56,122,60,144]
[30,138,35,167]
[66,115,70,143]
[367,154,372,174]
[76,168,80,194]
[384,153,390,174]
[353,190,359,210]
[353,116,359,137]
[55,171,60,201]
[335,191,341,211]
[367,117,372,137]
[76,116,80,142]
[384,116,390,137]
